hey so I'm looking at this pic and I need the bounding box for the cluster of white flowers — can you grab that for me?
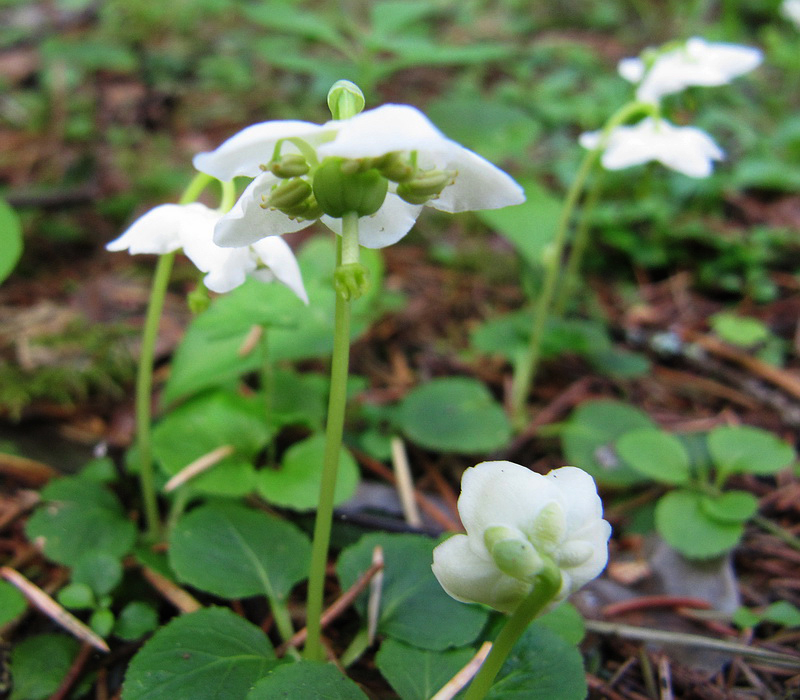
[432,461,611,614]
[108,101,523,296]
[582,37,762,177]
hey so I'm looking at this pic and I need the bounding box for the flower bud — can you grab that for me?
[327,80,365,120]
[484,528,545,582]
[396,169,456,205]
[269,154,310,178]
[373,152,415,183]
[312,157,388,218]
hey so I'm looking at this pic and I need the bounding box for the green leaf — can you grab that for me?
[616,428,691,485]
[0,197,23,284]
[57,582,95,610]
[9,634,80,700]
[71,551,123,596]
[0,580,27,625]
[535,602,585,645]
[152,390,271,496]
[486,623,587,700]
[478,179,561,269]
[708,425,795,477]
[337,533,489,650]
[397,377,511,454]
[561,400,657,487]
[270,369,328,430]
[25,477,136,567]
[369,1,438,40]
[710,313,770,347]
[655,491,743,559]
[247,660,368,699]
[168,502,311,602]
[256,433,359,511]
[375,639,474,700]
[242,4,348,51]
[122,607,278,700]
[163,239,384,403]
[762,600,800,627]
[114,601,159,641]
[90,608,115,637]
[700,491,758,524]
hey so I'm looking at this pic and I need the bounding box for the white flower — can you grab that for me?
[782,0,800,28]
[431,461,611,614]
[579,117,724,178]
[106,203,308,301]
[192,104,525,250]
[619,37,763,103]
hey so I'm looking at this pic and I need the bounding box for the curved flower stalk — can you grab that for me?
[432,461,610,700]
[432,461,610,614]
[579,117,724,178]
[107,202,308,301]
[619,37,763,104]
[192,103,525,250]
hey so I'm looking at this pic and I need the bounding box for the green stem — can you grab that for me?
[463,564,562,700]
[510,101,654,430]
[135,172,213,542]
[752,514,800,552]
[553,169,605,316]
[304,213,359,661]
[136,250,175,542]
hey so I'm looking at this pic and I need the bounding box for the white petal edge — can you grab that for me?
[321,193,423,249]
[106,203,187,255]
[250,236,309,304]
[193,120,332,181]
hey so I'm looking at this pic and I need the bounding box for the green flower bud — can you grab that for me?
[312,157,388,218]
[374,152,415,183]
[187,284,211,314]
[327,80,365,120]
[396,169,456,205]
[484,525,545,581]
[334,262,370,301]
[264,178,313,211]
[530,502,566,552]
[269,153,310,178]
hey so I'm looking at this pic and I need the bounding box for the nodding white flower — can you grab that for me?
[782,0,800,28]
[192,104,525,250]
[431,461,611,614]
[106,203,308,301]
[580,117,724,178]
[619,37,762,104]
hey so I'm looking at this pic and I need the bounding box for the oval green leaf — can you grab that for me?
[122,607,277,700]
[561,400,657,486]
[168,502,311,602]
[708,425,795,477]
[616,428,691,485]
[247,660,368,700]
[337,533,488,650]
[0,197,23,285]
[256,433,358,511]
[700,490,759,524]
[655,491,743,559]
[0,580,27,626]
[9,634,80,700]
[486,623,587,700]
[375,639,475,700]
[397,377,511,454]
[25,477,136,567]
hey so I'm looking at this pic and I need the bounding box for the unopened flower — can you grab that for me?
[580,117,724,178]
[619,37,762,104]
[106,203,308,301]
[782,0,800,28]
[192,104,524,250]
[432,461,611,614]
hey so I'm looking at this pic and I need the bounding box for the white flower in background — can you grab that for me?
[580,117,724,178]
[192,104,525,250]
[106,203,308,301]
[618,37,763,104]
[431,461,611,614]
[782,0,800,28]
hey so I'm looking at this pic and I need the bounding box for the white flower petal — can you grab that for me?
[629,37,762,103]
[250,236,309,304]
[321,193,423,249]
[618,57,645,83]
[457,461,557,560]
[200,248,256,293]
[432,534,530,614]
[213,173,312,248]
[782,0,800,27]
[106,203,187,255]
[193,120,333,181]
